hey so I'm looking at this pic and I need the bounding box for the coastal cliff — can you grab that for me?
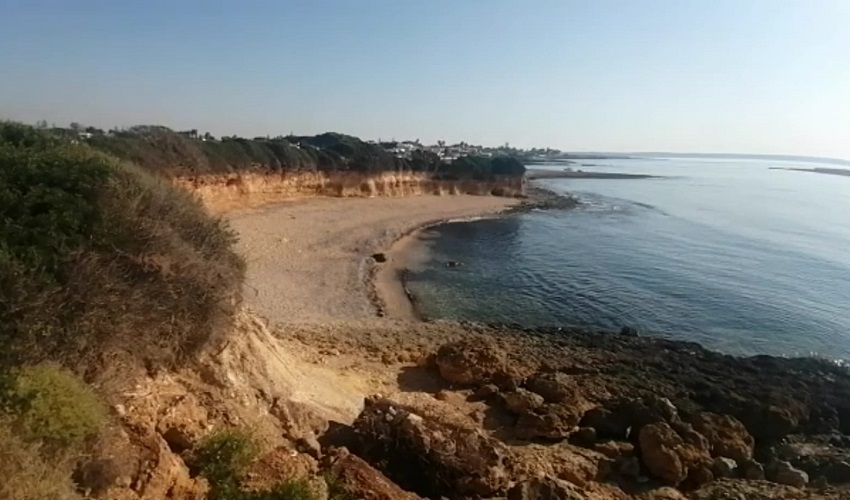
[175,170,526,212]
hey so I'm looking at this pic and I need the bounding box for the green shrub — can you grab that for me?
[0,123,245,367]
[2,364,105,450]
[191,429,259,498]
[191,430,319,500]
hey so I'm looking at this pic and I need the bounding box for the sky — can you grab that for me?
[1,0,849,157]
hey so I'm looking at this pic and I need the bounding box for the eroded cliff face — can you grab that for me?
[173,171,526,212]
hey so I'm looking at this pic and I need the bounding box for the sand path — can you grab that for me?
[228,195,519,326]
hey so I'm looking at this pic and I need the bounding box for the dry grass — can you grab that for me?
[0,421,81,500]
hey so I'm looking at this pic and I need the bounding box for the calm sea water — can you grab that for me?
[407,158,850,362]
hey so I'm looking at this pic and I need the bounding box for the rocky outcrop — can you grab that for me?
[350,397,511,498]
[323,448,421,500]
[638,422,713,487]
[689,412,754,462]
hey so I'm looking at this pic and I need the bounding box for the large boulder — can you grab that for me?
[638,422,713,487]
[323,448,421,500]
[435,340,508,386]
[351,397,511,498]
[689,412,754,462]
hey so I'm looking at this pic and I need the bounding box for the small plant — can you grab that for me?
[2,364,105,450]
[191,429,259,499]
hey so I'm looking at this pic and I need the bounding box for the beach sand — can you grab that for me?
[228,194,520,326]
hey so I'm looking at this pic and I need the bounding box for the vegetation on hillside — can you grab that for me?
[0,122,245,368]
[83,126,525,180]
[190,429,321,500]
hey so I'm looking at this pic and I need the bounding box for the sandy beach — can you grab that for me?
[228,194,520,326]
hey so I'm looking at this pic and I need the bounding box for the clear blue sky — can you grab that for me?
[2,0,849,157]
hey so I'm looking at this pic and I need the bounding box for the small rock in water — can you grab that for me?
[445,260,462,267]
[620,326,640,337]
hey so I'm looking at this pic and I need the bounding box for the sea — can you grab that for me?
[406,157,850,363]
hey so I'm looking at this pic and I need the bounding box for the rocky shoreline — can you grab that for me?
[305,321,850,499]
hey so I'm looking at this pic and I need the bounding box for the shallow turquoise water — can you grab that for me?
[407,158,850,361]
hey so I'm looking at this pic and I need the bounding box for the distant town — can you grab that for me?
[31,120,628,164]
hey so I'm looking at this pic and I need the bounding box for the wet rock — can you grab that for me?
[324,448,421,500]
[768,460,809,488]
[638,422,713,487]
[525,372,582,404]
[371,252,387,263]
[435,340,506,386]
[506,477,585,500]
[445,260,462,268]
[516,403,582,441]
[351,398,510,498]
[689,412,754,462]
[711,457,737,478]
[620,326,640,337]
[738,457,766,480]
[502,389,545,414]
[569,426,597,448]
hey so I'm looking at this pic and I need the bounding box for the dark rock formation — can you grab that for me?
[350,397,511,498]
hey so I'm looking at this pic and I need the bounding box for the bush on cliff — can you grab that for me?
[0,122,245,368]
[0,364,106,500]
